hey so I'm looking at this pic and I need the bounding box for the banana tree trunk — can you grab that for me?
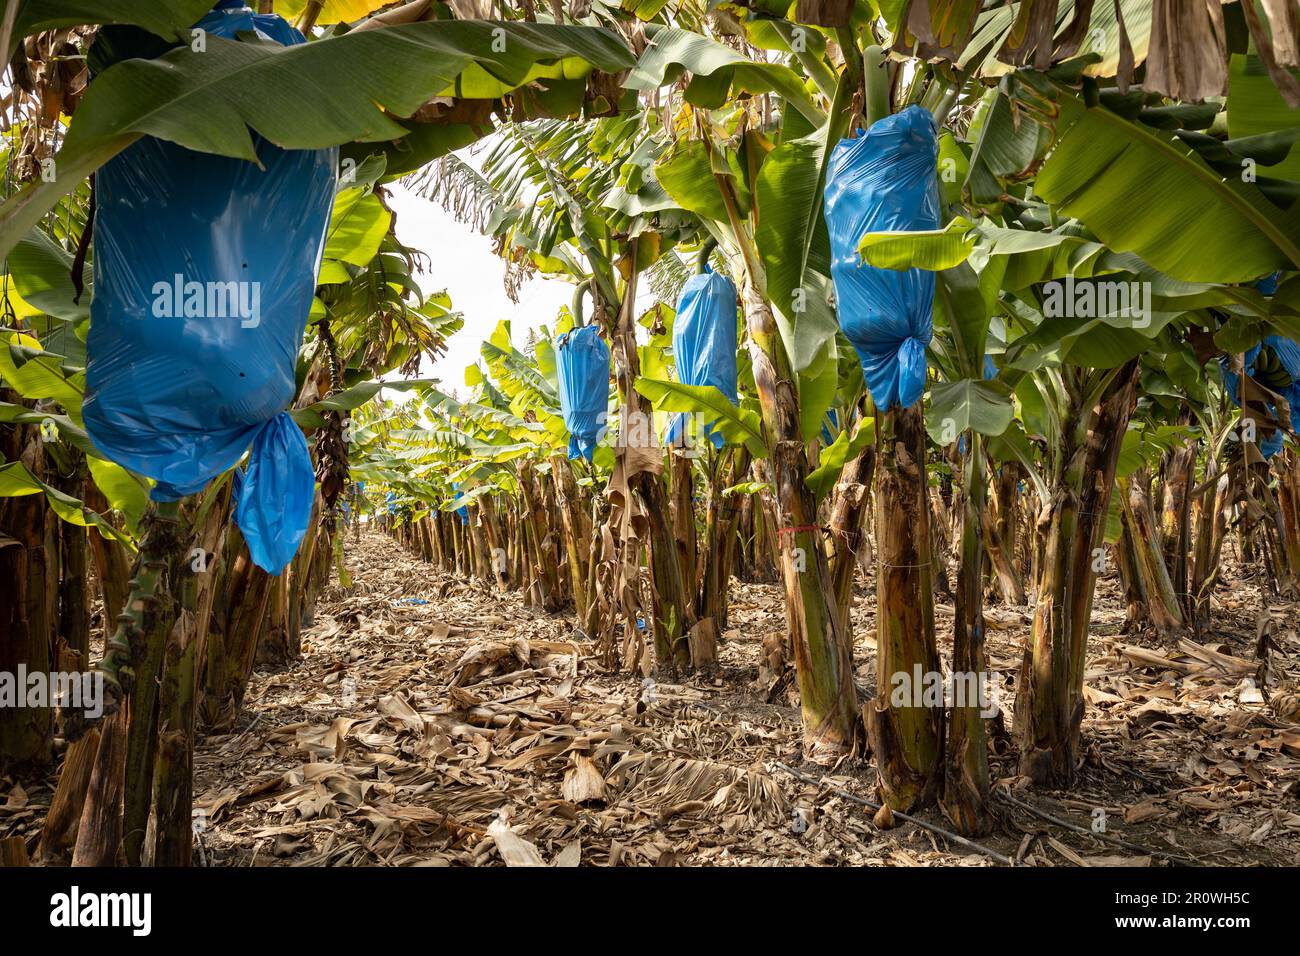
[74,500,186,866]
[85,484,132,643]
[202,527,274,732]
[941,433,992,835]
[287,494,322,654]
[56,456,91,661]
[306,520,333,626]
[71,711,128,867]
[0,409,56,771]
[993,462,1023,582]
[152,487,226,866]
[1160,414,1197,615]
[583,497,609,637]
[450,515,463,575]
[742,280,857,756]
[984,521,1026,605]
[36,726,100,860]
[1190,461,1230,629]
[751,458,783,582]
[550,456,590,618]
[1119,472,1185,642]
[428,514,443,565]
[699,447,750,632]
[829,443,875,633]
[866,403,941,810]
[254,574,292,667]
[121,504,189,866]
[638,470,692,669]
[1277,448,1300,586]
[467,504,493,585]
[929,486,953,600]
[519,461,563,611]
[478,498,508,589]
[439,511,455,572]
[1017,361,1139,787]
[734,492,753,582]
[602,262,693,673]
[1115,525,1148,632]
[151,607,198,867]
[670,448,699,605]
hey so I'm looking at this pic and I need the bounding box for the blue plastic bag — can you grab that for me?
[554,325,610,461]
[820,407,839,446]
[825,105,941,412]
[1220,335,1300,459]
[666,267,738,450]
[83,2,336,574]
[452,484,470,526]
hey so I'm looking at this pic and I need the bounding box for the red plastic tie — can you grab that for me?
[777,524,821,540]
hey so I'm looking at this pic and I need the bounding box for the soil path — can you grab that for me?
[181,531,1300,866]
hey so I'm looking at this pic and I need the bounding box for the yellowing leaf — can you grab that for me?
[273,1,393,27]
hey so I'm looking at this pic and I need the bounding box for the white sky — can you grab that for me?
[385,181,573,393]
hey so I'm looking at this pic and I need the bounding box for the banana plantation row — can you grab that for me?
[1,0,1299,866]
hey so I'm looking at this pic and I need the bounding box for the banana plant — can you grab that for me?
[635,16,871,757]
[0,8,638,262]
[422,114,703,670]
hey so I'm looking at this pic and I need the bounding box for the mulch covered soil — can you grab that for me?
[190,532,1300,867]
[5,530,1300,866]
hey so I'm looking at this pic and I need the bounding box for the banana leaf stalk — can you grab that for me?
[1118,471,1186,643]
[940,430,992,835]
